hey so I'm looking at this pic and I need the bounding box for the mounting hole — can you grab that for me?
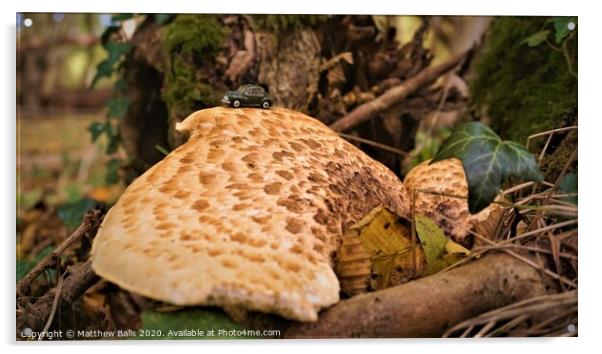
[567,22,576,31]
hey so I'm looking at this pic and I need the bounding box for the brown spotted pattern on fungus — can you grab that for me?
[403,158,499,243]
[91,107,411,322]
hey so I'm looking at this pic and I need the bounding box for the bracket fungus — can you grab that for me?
[334,159,500,296]
[91,107,410,321]
[403,158,501,243]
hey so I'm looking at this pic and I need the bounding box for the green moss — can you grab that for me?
[161,58,219,117]
[161,15,228,117]
[470,17,577,144]
[539,129,578,182]
[164,15,228,59]
[252,15,329,33]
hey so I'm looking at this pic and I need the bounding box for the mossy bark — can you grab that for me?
[119,15,467,176]
[120,15,333,172]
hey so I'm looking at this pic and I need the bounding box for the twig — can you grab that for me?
[18,260,99,334]
[527,147,577,229]
[500,220,578,245]
[409,72,456,157]
[476,244,578,261]
[503,181,537,194]
[474,320,496,338]
[415,188,572,214]
[320,52,353,72]
[16,208,105,297]
[443,290,577,337]
[484,314,530,337]
[338,132,409,156]
[429,209,577,288]
[476,234,577,288]
[562,33,578,79]
[328,50,470,132]
[537,134,553,165]
[39,272,64,341]
[526,125,577,149]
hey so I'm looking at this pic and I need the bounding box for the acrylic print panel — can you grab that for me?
[16,13,577,340]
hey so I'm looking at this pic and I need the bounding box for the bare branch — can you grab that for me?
[329,50,470,132]
[16,208,104,297]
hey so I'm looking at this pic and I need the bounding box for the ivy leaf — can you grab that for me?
[17,246,54,281]
[91,59,113,88]
[154,14,175,25]
[558,172,577,205]
[91,42,132,87]
[58,198,98,229]
[105,133,120,154]
[100,25,120,48]
[106,96,130,118]
[140,308,259,339]
[520,30,550,47]
[105,41,133,63]
[88,122,109,142]
[113,78,128,93]
[433,122,543,213]
[547,17,576,44]
[105,159,121,184]
[111,13,134,22]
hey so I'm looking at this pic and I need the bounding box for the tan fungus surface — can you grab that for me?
[404,158,497,242]
[91,107,410,321]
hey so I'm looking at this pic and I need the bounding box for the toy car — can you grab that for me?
[221,84,273,109]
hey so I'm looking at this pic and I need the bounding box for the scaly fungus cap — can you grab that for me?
[91,107,410,321]
[403,158,499,242]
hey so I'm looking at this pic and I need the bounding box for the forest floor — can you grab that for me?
[17,110,124,282]
[17,111,124,216]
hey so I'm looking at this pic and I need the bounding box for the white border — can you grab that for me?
[2,1,599,354]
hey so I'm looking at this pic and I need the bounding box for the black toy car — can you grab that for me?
[221,84,273,109]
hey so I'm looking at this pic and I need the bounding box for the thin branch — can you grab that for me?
[526,125,577,149]
[16,208,104,297]
[544,38,563,52]
[338,133,409,156]
[329,50,470,132]
[429,207,577,288]
[562,33,578,79]
[443,291,577,337]
[18,261,99,334]
[39,272,64,341]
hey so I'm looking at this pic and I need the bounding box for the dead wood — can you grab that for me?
[285,253,552,338]
[16,208,106,337]
[17,208,104,297]
[328,50,469,132]
[17,260,98,334]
